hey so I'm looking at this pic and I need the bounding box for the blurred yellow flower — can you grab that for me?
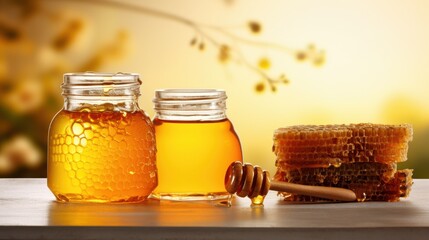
[0,135,42,175]
[0,155,14,176]
[247,21,262,34]
[52,19,84,51]
[295,51,307,61]
[313,51,326,67]
[198,42,205,51]
[258,57,271,70]
[4,79,45,114]
[254,82,265,93]
[0,55,6,79]
[190,37,197,46]
[218,44,231,63]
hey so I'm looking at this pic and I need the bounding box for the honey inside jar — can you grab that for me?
[152,118,242,198]
[151,89,243,200]
[47,72,157,203]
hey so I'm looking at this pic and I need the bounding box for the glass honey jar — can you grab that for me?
[47,72,157,203]
[151,89,243,201]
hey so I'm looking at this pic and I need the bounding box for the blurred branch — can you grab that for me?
[55,0,324,93]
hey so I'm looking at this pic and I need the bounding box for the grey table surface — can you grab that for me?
[0,178,428,240]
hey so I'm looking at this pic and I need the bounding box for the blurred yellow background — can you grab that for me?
[0,0,428,178]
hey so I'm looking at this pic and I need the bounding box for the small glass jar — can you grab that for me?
[151,89,243,201]
[47,72,157,203]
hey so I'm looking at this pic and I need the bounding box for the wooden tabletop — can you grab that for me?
[0,179,428,240]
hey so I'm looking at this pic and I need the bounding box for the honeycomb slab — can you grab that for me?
[273,123,413,202]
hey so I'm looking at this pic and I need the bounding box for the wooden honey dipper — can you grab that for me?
[225,161,357,202]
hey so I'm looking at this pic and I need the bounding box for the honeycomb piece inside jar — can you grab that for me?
[48,110,157,203]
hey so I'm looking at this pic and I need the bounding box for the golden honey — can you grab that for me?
[47,73,157,203]
[152,89,243,200]
[152,119,242,199]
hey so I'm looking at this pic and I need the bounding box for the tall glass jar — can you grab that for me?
[47,72,157,203]
[152,89,243,201]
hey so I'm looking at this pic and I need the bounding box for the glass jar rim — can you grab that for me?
[154,89,226,101]
[63,72,140,86]
[62,72,142,98]
[153,89,227,121]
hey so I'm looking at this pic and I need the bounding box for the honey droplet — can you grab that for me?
[103,87,112,94]
[251,195,266,207]
[216,194,232,208]
[355,189,367,202]
[331,158,342,168]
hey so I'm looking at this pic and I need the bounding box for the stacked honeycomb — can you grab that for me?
[273,123,413,202]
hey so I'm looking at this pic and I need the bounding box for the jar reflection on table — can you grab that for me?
[152,89,243,201]
[47,72,157,203]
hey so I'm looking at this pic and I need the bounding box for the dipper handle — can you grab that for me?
[225,161,356,202]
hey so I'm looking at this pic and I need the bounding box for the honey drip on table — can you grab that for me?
[217,194,233,208]
[251,195,266,207]
[48,110,157,203]
[355,189,367,202]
